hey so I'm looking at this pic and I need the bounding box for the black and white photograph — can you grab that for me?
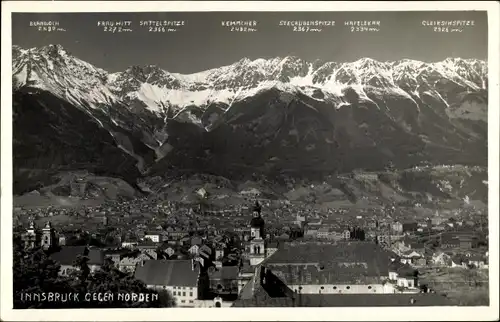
[1,1,499,321]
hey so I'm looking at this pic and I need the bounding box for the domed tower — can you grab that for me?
[250,201,265,239]
[41,221,57,251]
[249,201,265,266]
[24,221,39,249]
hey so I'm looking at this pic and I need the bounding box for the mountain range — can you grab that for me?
[12,44,488,193]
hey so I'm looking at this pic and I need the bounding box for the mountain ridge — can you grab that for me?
[13,44,488,115]
[12,44,488,189]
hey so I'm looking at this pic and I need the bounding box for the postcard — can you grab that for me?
[1,1,498,321]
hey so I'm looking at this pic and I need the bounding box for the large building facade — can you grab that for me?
[238,241,422,301]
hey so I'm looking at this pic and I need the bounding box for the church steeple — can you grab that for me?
[249,201,265,239]
[248,201,266,266]
[27,220,36,234]
[24,220,39,250]
[41,221,56,251]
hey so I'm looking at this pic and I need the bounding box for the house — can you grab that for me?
[409,243,425,254]
[58,235,67,246]
[465,220,475,227]
[402,222,418,233]
[104,251,122,268]
[395,266,419,291]
[121,238,139,249]
[276,233,290,241]
[450,255,467,269]
[191,236,203,247]
[386,261,420,293]
[435,224,448,231]
[431,252,452,267]
[119,253,152,273]
[431,217,444,226]
[304,228,318,238]
[234,227,250,234]
[417,221,428,228]
[136,230,146,240]
[50,246,89,276]
[413,257,427,267]
[391,222,403,234]
[134,259,200,307]
[215,246,224,261]
[392,240,410,254]
[293,213,307,228]
[467,255,487,269]
[170,231,189,239]
[440,236,460,249]
[198,244,213,259]
[377,235,390,245]
[316,227,330,239]
[137,244,158,260]
[400,250,423,265]
[458,236,476,249]
[328,230,344,241]
[189,244,200,256]
[160,231,169,242]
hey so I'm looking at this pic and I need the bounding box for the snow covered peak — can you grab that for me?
[354,57,384,66]
[12,45,26,60]
[237,57,252,65]
[39,44,68,56]
[13,44,114,107]
[12,44,488,117]
[278,55,304,64]
[123,64,169,80]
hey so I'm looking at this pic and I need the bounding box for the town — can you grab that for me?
[13,191,489,308]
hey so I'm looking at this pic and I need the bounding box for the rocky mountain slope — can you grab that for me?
[12,44,488,191]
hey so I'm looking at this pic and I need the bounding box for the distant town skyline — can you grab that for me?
[12,11,488,74]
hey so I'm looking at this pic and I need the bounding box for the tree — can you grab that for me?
[13,239,74,308]
[156,246,166,260]
[72,254,91,283]
[12,232,176,308]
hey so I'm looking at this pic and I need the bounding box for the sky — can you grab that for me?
[12,11,488,74]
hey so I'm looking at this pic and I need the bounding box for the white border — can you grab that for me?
[1,1,499,321]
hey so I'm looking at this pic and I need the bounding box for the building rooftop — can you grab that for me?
[50,246,88,266]
[267,264,383,285]
[88,248,105,266]
[397,264,418,278]
[209,266,239,280]
[265,241,397,278]
[134,260,199,287]
[267,241,279,249]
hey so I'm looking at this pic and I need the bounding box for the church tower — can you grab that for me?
[41,221,56,251]
[24,220,39,249]
[249,201,265,266]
